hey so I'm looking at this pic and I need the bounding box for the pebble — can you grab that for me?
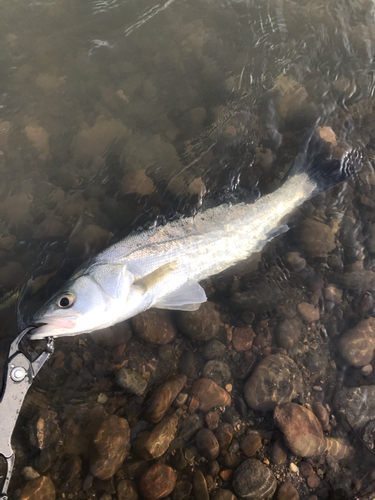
[297,302,320,323]
[202,360,232,386]
[116,368,148,395]
[135,412,180,459]
[201,339,227,360]
[132,309,176,344]
[240,431,262,457]
[193,470,209,500]
[232,327,256,351]
[176,301,222,341]
[212,490,237,500]
[139,464,176,500]
[338,317,375,367]
[244,354,302,412]
[215,423,234,454]
[271,438,287,465]
[146,375,187,422]
[90,415,130,480]
[283,252,306,272]
[20,476,55,500]
[117,479,138,500]
[206,411,220,430]
[334,385,375,431]
[22,466,40,481]
[178,413,205,441]
[231,280,284,313]
[232,458,277,500]
[190,378,231,412]
[61,455,82,483]
[361,364,373,376]
[312,401,330,432]
[274,403,326,457]
[324,284,343,304]
[173,480,192,500]
[276,482,299,500]
[275,319,302,350]
[295,218,336,259]
[196,428,220,459]
[307,474,320,488]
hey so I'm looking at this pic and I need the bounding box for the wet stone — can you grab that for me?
[22,467,40,481]
[231,280,283,313]
[338,317,375,367]
[190,378,231,412]
[193,470,209,500]
[276,319,301,350]
[334,385,375,431]
[206,411,220,430]
[283,252,306,272]
[271,438,287,465]
[20,476,55,500]
[232,327,256,351]
[61,455,82,483]
[176,301,222,341]
[276,482,299,500]
[146,375,187,423]
[132,309,176,344]
[244,354,302,412]
[196,428,220,459]
[232,458,277,500]
[178,413,205,441]
[240,431,262,457]
[215,423,234,454]
[135,411,180,459]
[295,218,336,259]
[172,480,192,500]
[90,415,130,480]
[297,302,320,323]
[274,403,325,457]
[116,368,148,395]
[202,360,232,386]
[117,479,138,500]
[139,464,176,500]
[201,339,227,360]
[212,490,237,500]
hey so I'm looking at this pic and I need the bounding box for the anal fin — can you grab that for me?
[154,280,207,311]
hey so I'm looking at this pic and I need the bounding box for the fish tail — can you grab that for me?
[285,127,363,197]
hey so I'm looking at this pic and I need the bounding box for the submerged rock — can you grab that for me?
[202,360,232,386]
[132,309,176,345]
[139,464,176,500]
[338,318,375,367]
[176,302,222,341]
[232,327,255,352]
[116,368,148,395]
[334,385,375,431]
[276,482,299,500]
[146,375,187,423]
[295,218,336,259]
[275,319,302,350]
[20,476,55,500]
[190,378,231,412]
[244,354,302,412]
[231,281,283,313]
[232,458,277,500]
[196,428,220,459]
[134,411,180,459]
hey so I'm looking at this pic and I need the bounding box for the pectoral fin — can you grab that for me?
[154,280,207,311]
[133,260,179,295]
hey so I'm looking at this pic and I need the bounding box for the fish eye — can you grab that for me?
[57,293,75,308]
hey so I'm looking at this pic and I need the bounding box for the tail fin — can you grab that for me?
[285,127,363,197]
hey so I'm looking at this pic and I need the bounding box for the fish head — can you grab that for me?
[29,262,134,339]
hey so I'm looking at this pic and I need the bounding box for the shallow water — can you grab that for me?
[1,0,375,498]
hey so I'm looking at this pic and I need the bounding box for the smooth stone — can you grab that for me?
[276,319,301,350]
[277,482,299,500]
[176,302,222,341]
[20,476,56,500]
[334,385,375,431]
[232,459,277,500]
[338,318,375,367]
[271,438,287,465]
[132,309,176,344]
[215,423,234,454]
[172,480,193,500]
[178,413,205,441]
[135,412,180,459]
[340,270,375,292]
[201,340,227,360]
[283,252,306,272]
[193,470,209,500]
[202,360,232,386]
[362,364,373,376]
[191,378,231,412]
[146,375,187,423]
[244,354,302,412]
[117,479,138,500]
[61,455,82,483]
[90,415,130,480]
[240,431,262,457]
[196,428,220,460]
[231,280,283,313]
[297,303,320,323]
[295,219,336,259]
[312,402,330,432]
[139,464,176,500]
[274,403,326,457]
[323,285,342,304]
[116,368,148,395]
[232,327,255,352]
[22,467,40,481]
[212,490,237,500]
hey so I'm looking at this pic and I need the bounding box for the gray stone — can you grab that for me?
[202,360,232,386]
[334,385,375,431]
[231,281,283,313]
[176,302,222,341]
[116,368,148,395]
[201,340,227,360]
[232,459,277,500]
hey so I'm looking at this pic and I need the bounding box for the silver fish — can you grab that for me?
[29,130,361,339]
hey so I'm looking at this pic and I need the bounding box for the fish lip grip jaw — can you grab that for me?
[0,327,54,500]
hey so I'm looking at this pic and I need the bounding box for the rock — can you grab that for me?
[132,309,176,345]
[22,467,40,481]
[176,302,221,341]
[312,402,330,432]
[90,415,130,480]
[139,464,176,500]
[274,403,326,457]
[271,74,309,120]
[135,412,180,459]
[146,375,187,423]
[24,124,49,159]
[307,474,320,488]
[283,252,306,272]
[196,428,220,459]
[271,438,287,465]
[212,490,237,500]
[121,169,154,196]
[116,368,148,395]
[341,270,375,292]
[61,455,82,483]
[240,431,262,457]
[334,385,375,431]
[324,285,343,304]
[295,219,336,259]
[215,423,234,454]
[231,280,284,313]
[193,470,209,500]
[277,482,299,500]
[201,340,227,360]
[275,319,301,350]
[0,120,11,148]
[178,413,205,441]
[362,364,373,376]
[338,318,375,367]
[20,476,55,500]
[190,378,231,412]
[117,479,138,500]
[232,459,277,500]
[202,360,232,386]
[297,303,320,322]
[173,480,192,500]
[244,354,302,412]
[325,437,354,460]
[232,327,256,352]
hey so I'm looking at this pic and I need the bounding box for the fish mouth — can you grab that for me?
[28,317,77,339]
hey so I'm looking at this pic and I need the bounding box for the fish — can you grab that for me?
[28,129,362,340]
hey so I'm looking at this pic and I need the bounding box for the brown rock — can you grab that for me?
[139,464,176,500]
[277,482,299,500]
[196,428,220,459]
[296,219,336,259]
[212,490,237,500]
[215,423,234,454]
[297,303,320,323]
[20,476,55,500]
[134,412,180,459]
[146,375,187,423]
[276,319,301,350]
[117,479,138,500]
[232,327,256,351]
[193,470,209,500]
[232,458,277,500]
[338,318,375,367]
[191,378,231,412]
[274,403,326,457]
[90,415,130,480]
[176,302,222,341]
[132,309,176,344]
[312,401,330,432]
[307,474,320,488]
[206,411,220,430]
[271,438,287,465]
[299,462,314,477]
[240,431,262,457]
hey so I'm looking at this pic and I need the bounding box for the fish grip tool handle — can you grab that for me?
[0,328,54,499]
